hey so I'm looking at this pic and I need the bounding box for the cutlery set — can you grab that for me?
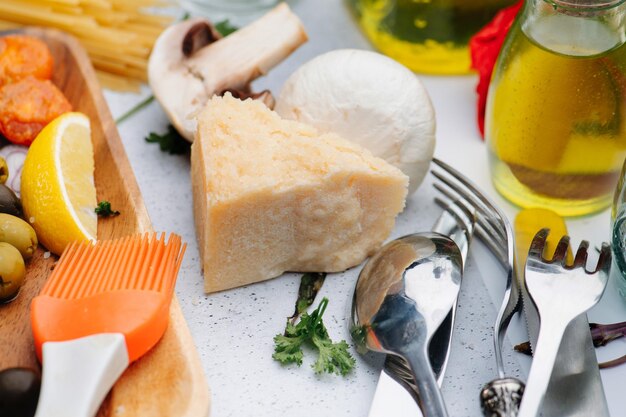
[519,230,610,417]
[353,195,475,417]
[352,159,612,417]
[23,159,612,417]
[514,210,610,417]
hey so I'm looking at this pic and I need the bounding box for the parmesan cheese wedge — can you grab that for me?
[191,94,408,293]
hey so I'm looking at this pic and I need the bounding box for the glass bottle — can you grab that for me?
[486,0,626,217]
[179,0,281,25]
[612,159,626,290]
[348,0,517,75]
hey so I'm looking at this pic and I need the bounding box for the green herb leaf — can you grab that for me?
[272,322,306,366]
[350,324,369,356]
[145,125,190,155]
[309,298,355,376]
[115,95,155,125]
[215,20,238,36]
[95,201,120,217]
[289,272,326,323]
[311,337,355,376]
[273,297,355,376]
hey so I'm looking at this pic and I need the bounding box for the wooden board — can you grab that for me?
[0,28,210,417]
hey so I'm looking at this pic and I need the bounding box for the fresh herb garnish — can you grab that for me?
[145,125,190,155]
[273,297,355,376]
[115,95,155,125]
[274,321,306,366]
[215,20,238,36]
[95,201,120,217]
[289,272,326,324]
[515,320,626,369]
[350,324,369,355]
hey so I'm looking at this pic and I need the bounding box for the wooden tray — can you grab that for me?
[0,28,210,417]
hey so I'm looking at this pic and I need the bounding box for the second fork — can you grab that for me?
[519,229,611,417]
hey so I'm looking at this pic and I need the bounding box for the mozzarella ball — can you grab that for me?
[276,49,436,194]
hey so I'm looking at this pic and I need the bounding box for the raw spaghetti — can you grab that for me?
[0,0,174,91]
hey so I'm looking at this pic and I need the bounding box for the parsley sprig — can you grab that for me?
[95,201,120,217]
[273,297,355,376]
[288,272,326,325]
[215,20,238,36]
[145,125,190,155]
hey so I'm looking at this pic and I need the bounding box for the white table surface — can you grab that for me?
[103,1,626,416]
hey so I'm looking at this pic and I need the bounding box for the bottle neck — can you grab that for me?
[521,0,626,56]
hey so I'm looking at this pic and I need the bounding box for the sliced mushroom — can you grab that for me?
[219,88,275,108]
[148,3,307,141]
[182,21,222,57]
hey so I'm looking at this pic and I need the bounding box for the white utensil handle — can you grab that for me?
[368,370,423,417]
[518,323,566,417]
[35,333,129,417]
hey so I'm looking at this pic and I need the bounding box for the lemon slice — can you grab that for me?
[21,112,97,255]
[514,208,572,277]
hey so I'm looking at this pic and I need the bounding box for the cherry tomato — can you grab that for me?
[0,77,72,146]
[0,35,53,86]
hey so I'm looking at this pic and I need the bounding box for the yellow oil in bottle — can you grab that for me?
[486,14,626,217]
[349,0,517,75]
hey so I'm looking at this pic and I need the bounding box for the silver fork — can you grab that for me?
[431,159,520,364]
[431,158,525,416]
[385,159,524,413]
[518,229,611,417]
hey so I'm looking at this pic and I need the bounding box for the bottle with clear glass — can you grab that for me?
[179,0,280,25]
[348,0,517,75]
[486,0,626,217]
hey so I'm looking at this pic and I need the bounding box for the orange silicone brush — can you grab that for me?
[30,233,185,417]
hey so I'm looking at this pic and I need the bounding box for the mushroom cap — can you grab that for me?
[275,49,436,194]
[148,17,211,141]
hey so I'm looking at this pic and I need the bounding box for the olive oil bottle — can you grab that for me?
[348,0,517,74]
[486,0,626,216]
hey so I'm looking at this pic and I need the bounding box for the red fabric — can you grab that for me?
[469,1,524,138]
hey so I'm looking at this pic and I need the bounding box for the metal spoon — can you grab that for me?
[368,200,475,417]
[352,233,463,417]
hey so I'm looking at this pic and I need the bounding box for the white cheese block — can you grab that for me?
[275,49,436,194]
[191,94,408,293]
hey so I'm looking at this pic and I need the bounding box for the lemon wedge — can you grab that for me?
[21,112,97,255]
[514,208,572,276]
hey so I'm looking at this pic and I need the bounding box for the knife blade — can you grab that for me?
[367,201,475,417]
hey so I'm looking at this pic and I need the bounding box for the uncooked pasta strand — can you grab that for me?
[0,0,173,91]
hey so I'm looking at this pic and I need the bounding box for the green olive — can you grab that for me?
[0,214,37,260]
[0,184,22,217]
[0,243,26,303]
[0,157,8,185]
[0,367,40,417]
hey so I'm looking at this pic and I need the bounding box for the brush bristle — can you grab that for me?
[41,233,186,299]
